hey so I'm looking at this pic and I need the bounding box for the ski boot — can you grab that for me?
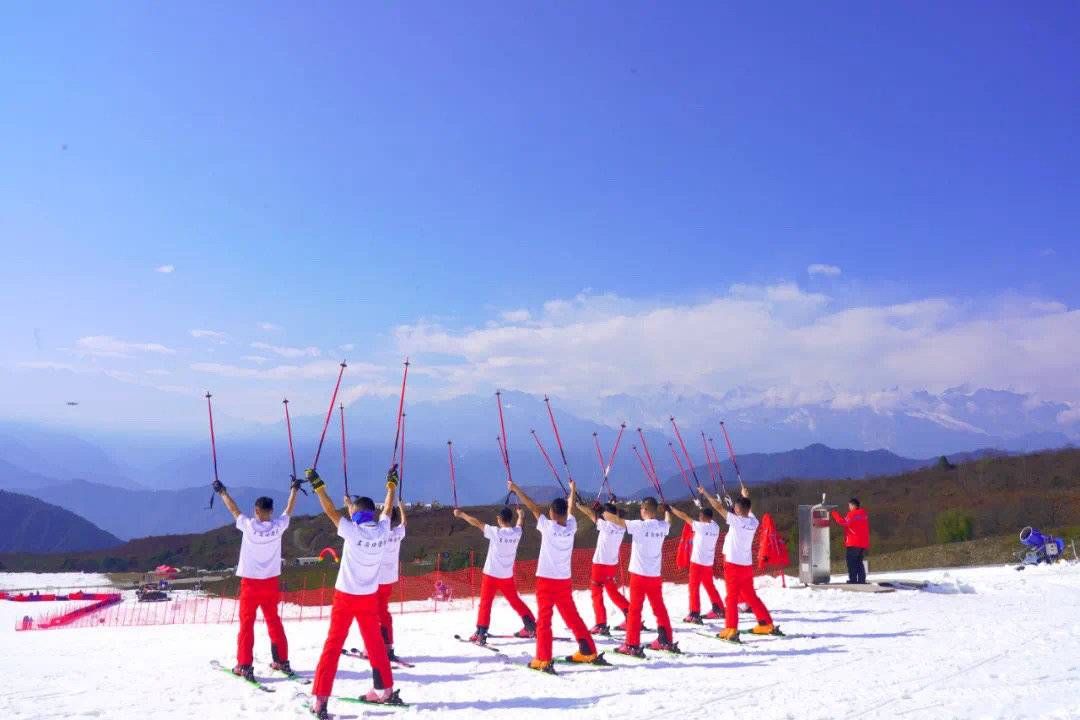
[270,659,294,675]
[613,643,646,658]
[568,637,606,665]
[702,604,724,621]
[750,623,780,636]
[514,615,537,638]
[717,627,741,643]
[231,664,255,682]
[310,696,330,719]
[528,659,557,674]
[647,627,680,653]
[683,611,703,625]
[386,646,403,663]
[362,687,404,705]
[469,626,489,645]
[590,623,611,636]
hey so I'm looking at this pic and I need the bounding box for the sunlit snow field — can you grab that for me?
[2,565,1078,719]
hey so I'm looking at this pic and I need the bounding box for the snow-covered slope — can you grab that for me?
[2,565,1078,719]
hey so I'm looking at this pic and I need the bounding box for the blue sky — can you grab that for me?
[2,2,1078,431]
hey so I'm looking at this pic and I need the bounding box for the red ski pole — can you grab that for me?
[669,416,703,496]
[447,440,459,508]
[632,444,660,491]
[339,403,350,497]
[205,392,220,509]
[637,427,660,488]
[667,441,696,497]
[543,396,575,486]
[283,398,297,481]
[707,436,730,497]
[399,412,406,502]
[700,431,720,494]
[720,421,745,488]
[531,429,567,495]
[311,361,347,471]
[390,358,410,470]
[598,423,626,502]
[496,392,517,504]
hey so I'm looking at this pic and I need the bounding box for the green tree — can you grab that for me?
[935,509,974,543]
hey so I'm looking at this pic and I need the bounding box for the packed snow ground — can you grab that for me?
[2,564,1079,720]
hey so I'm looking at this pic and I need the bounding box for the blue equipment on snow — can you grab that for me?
[1017,526,1066,566]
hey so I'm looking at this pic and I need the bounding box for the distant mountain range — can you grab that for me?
[0,385,1075,539]
[0,490,122,553]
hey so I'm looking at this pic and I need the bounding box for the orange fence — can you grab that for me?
[18,521,788,631]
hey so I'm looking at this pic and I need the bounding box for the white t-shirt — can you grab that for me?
[625,518,670,577]
[378,524,406,584]
[481,525,523,579]
[336,517,391,595]
[593,518,625,566]
[536,514,577,580]
[722,511,759,566]
[690,520,721,567]
[235,513,290,579]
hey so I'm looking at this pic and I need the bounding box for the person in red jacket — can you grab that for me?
[831,498,870,584]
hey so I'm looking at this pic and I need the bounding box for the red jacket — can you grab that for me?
[831,508,870,549]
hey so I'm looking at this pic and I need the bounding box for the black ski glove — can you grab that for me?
[290,475,307,494]
[305,468,325,492]
[386,464,399,490]
[212,480,226,494]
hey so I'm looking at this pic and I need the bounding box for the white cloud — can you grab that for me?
[340,343,356,352]
[807,263,842,277]
[394,286,1080,405]
[500,309,531,323]
[1039,248,1056,257]
[258,322,281,332]
[1057,406,1080,426]
[189,329,228,342]
[145,369,171,376]
[155,265,175,274]
[250,341,320,359]
[191,360,383,381]
[241,355,269,365]
[75,335,176,359]
[17,361,75,371]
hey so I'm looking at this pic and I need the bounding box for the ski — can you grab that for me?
[336,690,410,708]
[487,633,567,641]
[269,665,311,685]
[554,653,615,669]
[454,634,505,653]
[737,629,816,640]
[693,630,748,645]
[209,660,275,693]
[340,648,417,668]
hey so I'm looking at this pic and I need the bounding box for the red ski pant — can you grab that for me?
[535,577,595,662]
[377,582,395,646]
[236,577,288,666]
[312,590,393,698]
[723,562,772,629]
[476,574,534,629]
[624,573,672,647]
[589,562,629,625]
[688,562,723,614]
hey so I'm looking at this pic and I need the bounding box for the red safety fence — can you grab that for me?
[18,516,789,632]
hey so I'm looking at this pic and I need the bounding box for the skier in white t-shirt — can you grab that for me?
[212,478,299,683]
[668,503,724,624]
[573,499,630,635]
[453,505,536,644]
[604,497,676,656]
[375,498,407,663]
[699,484,775,641]
[307,466,405,718]
[510,478,603,673]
